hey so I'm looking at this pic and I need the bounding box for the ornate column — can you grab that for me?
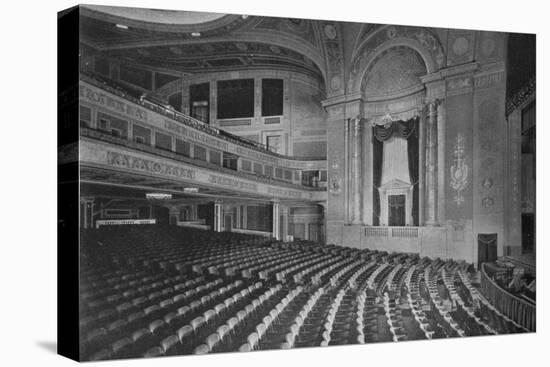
[344,117,350,223]
[351,117,362,224]
[318,202,327,244]
[361,117,373,225]
[214,200,223,232]
[425,100,439,226]
[280,205,289,241]
[437,101,446,223]
[272,200,280,240]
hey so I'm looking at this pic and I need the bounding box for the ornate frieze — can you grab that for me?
[107,151,196,180]
[208,174,258,192]
[474,71,504,90]
[80,84,148,121]
[446,76,473,97]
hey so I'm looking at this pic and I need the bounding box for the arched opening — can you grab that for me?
[362,46,427,227]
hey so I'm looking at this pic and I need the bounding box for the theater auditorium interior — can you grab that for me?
[57,4,536,361]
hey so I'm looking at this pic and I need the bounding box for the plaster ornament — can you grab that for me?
[329,176,342,195]
[482,197,495,208]
[330,75,342,91]
[324,24,337,40]
[481,177,494,189]
[452,37,469,56]
[450,133,469,205]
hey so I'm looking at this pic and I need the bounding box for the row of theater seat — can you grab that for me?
[79,226,524,360]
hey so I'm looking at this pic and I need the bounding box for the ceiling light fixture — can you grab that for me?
[191,32,201,37]
[115,24,129,30]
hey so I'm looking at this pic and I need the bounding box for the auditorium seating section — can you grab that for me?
[79,226,525,361]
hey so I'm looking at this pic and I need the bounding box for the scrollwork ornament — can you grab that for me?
[450,133,469,205]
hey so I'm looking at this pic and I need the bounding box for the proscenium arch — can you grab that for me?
[348,27,444,94]
[360,45,428,99]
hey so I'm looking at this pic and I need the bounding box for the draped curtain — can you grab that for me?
[372,116,419,226]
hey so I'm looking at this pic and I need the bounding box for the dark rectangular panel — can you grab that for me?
[155,132,172,151]
[175,139,191,157]
[217,79,254,119]
[262,78,283,117]
[133,124,151,145]
[194,145,207,161]
[210,150,222,165]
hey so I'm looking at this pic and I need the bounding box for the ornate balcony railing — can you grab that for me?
[363,226,419,238]
[95,219,156,228]
[480,263,536,331]
[80,127,326,192]
[80,72,325,161]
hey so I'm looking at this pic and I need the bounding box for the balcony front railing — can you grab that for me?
[80,72,325,161]
[80,127,325,192]
[363,226,419,238]
[480,263,536,331]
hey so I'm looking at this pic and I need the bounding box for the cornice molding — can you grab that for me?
[420,62,479,84]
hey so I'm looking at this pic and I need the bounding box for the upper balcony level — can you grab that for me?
[69,74,328,202]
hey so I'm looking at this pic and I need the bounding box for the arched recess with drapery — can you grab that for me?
[372,116,419,226]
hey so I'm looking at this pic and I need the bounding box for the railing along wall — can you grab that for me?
[80,72,326,162]
[364,226,419,238]
[480,263,536,331]
[80,127,324,192]
[95,219,156,228]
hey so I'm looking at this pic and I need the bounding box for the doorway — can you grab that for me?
[477,233,497,269]
[152,205,169,225]
[224,215,232,232]
[388,194,406,226]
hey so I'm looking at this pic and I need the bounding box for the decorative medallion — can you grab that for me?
[452,37,469,56]
[324,24,337,40]
[482,197,495,208]
[450,133,469,205]
[481,177,493,190]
